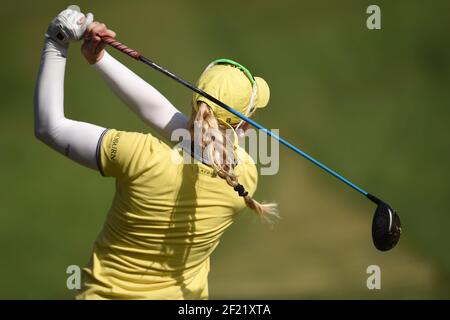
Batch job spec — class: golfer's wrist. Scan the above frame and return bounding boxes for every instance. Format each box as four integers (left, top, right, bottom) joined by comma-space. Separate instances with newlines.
83, 49, 104, 64
43, 37, 68, 58
91, 49, 110, 67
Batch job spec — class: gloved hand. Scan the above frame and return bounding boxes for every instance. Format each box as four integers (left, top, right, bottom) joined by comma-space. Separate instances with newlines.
45, 5, 93, 48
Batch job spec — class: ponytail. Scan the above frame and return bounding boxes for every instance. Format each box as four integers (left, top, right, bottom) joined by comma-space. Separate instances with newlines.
190, 102, 278, 222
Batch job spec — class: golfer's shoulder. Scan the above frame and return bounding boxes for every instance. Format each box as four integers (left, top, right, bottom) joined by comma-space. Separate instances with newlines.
100, 129, 172, 164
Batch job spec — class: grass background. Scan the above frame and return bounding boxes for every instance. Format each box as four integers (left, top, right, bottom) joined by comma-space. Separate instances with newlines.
0, 0, 449, 298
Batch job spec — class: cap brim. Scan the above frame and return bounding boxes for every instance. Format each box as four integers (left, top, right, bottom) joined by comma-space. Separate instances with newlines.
255, 76, 270, 108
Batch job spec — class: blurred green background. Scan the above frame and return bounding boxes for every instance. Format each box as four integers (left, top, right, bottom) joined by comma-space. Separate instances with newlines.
0, 0, 449, 299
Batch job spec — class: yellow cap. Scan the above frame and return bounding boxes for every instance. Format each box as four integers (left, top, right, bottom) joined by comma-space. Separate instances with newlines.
193, 63, 270, 125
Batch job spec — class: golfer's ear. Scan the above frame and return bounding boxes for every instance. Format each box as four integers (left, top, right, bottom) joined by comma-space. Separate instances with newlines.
241, 121, 251, 132
236, 121, 251, 138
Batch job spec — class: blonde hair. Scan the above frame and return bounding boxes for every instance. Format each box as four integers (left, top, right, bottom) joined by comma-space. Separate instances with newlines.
189, 102, 278, 221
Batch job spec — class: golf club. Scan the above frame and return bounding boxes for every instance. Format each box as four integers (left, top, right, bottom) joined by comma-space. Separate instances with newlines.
100, 36, 402, 251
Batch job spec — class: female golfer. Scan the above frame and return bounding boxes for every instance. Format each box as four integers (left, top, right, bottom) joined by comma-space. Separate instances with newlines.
35, 6, 276, 299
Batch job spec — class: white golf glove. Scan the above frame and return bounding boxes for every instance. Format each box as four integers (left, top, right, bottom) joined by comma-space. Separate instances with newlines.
45, 5, 93, 47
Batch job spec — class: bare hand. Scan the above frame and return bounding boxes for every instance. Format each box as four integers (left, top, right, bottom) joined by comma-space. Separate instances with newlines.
81, 22, 116, 64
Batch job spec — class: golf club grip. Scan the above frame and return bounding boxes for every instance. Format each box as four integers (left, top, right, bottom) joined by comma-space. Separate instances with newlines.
101, 37, 141, 60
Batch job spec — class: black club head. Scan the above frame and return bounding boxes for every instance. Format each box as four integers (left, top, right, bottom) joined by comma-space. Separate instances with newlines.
367, 194, 402, 251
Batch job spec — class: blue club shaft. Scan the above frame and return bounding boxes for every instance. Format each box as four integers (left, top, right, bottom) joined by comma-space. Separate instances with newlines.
125, 52, 367, 196
247, 118, 368, 196
137, 55, 369, 197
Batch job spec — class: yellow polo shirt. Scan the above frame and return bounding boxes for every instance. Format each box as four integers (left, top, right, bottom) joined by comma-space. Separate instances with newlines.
76, 129, 257, 300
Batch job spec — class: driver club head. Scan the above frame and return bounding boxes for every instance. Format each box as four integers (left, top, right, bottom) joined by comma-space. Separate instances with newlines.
367, 194, 402, 251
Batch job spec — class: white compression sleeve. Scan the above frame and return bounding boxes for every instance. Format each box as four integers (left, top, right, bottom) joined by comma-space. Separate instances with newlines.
92, 51, 188, 140
34, 39, 106, 170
